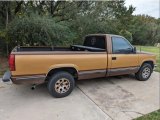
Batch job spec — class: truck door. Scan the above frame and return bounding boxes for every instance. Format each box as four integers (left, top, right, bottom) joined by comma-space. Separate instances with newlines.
108, 36, 139, 76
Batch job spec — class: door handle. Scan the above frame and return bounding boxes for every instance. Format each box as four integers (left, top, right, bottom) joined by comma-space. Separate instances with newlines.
112, 57, 116, 60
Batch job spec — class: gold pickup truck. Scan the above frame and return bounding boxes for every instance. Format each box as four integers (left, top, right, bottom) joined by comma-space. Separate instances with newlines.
2, 34, 156, 98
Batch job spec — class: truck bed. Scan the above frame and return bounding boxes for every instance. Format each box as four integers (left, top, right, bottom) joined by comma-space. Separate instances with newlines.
16, 46, 70, 52
13, 45, 106, 52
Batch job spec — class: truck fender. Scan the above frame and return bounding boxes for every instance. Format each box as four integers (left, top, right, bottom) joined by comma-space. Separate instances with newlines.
46, 64, 79, 76
140, 59, 155, 68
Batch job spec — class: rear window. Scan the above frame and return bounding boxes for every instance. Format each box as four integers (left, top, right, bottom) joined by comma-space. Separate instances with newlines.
84, 36, 106, 49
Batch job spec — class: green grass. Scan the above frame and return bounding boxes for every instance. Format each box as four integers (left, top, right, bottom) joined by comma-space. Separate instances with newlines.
135, 46, 160, 72
135, 110, 160, 120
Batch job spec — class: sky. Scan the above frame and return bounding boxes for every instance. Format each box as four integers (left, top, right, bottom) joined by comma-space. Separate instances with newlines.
125, 0, 159, 18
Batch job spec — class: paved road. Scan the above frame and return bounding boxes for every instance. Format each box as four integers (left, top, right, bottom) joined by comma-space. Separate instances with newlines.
0, 72, 159, 120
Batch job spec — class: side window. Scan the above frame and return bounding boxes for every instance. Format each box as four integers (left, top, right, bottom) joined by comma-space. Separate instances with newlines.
112, 37, 133, 54
84, 36, 106, 49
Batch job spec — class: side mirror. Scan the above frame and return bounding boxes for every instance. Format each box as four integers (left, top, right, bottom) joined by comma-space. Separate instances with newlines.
133, 47, 136, 53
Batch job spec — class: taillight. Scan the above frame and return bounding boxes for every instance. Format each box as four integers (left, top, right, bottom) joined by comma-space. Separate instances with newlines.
9, 54, 15, 71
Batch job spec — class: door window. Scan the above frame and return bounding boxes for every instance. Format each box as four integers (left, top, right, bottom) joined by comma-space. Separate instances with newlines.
112, 37, 133, 54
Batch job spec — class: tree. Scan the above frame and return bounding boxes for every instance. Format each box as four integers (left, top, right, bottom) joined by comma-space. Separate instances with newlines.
0, 0, 160, 55
6, 14, 75, 51
130, 15, 159, 45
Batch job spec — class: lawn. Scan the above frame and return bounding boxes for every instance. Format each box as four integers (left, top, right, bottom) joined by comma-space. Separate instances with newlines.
135, 110, 160, 120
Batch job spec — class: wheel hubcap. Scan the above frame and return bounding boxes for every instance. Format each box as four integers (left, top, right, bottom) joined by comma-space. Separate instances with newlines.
142, 67, 151, 79
55, 78, 70, 94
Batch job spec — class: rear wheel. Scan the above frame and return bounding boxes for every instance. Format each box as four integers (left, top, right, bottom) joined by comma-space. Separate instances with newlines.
47, 72, 75, 98
135, 63, 153, 81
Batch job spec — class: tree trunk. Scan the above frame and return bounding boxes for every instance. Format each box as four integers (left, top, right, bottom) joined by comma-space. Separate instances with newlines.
50, 1, 54, 15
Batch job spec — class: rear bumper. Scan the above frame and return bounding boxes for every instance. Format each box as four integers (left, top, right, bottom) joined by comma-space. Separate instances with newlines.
2, 71, 46, 84
2, 71, 11, 82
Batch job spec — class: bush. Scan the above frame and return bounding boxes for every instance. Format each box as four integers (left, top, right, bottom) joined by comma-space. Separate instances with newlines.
119, 30, 132, 42
6, 14, 75, 49
0, 39, 7, 56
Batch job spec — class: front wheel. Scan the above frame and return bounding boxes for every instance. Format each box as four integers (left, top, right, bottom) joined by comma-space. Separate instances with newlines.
135, 63, 153, 81
47, 72, 75, 98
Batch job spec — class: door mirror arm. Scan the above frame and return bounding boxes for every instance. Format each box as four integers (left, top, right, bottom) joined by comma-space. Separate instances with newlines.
133, 47, 136, 53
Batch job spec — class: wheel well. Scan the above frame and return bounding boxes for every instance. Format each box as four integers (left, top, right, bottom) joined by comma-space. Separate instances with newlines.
46, 67, 78, 81
142, 61, 154, 69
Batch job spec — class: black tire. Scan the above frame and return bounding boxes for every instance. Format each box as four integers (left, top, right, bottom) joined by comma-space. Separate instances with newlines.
47, 72, 75, 98
135, 63, 153, 81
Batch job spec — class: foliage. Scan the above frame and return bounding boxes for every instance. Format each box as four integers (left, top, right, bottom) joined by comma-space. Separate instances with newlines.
131, 15, 160, 45
0, 0, 159, 55
119, 30, 132, 42
0, 39, 6, 56
6, 14, 74, 49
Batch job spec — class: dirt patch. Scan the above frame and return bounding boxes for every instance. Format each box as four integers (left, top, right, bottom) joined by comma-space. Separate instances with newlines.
0, 56, 8, 76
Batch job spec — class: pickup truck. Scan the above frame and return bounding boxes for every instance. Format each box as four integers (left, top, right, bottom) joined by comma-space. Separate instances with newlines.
2, 34, 156, 98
